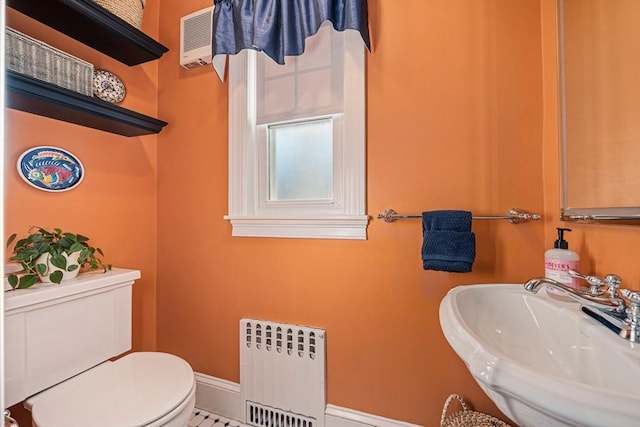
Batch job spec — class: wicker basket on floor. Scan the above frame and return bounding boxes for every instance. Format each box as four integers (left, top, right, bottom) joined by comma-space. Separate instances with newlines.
92, 0, 145, 29
441, 394, 512, 427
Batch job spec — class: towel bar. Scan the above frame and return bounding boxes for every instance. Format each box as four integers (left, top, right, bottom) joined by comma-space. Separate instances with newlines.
377, 208, 541, 224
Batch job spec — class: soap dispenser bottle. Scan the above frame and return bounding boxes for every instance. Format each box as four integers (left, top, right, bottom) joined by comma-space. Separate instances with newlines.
545, 227, 580, 289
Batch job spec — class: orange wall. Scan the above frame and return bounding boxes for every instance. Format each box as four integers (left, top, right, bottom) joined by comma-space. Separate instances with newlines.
4, 2, 161, 353
156, 1, 545, 425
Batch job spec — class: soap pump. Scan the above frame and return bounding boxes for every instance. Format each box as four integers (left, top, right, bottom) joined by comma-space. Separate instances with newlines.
545, 227, 580, 289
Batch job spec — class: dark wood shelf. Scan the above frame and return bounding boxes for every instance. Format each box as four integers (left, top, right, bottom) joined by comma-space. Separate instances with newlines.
6, 0, 169, 66
6, 71, 168, 136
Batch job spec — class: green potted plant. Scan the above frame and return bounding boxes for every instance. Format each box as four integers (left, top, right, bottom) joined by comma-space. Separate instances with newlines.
6, 226, 112, 289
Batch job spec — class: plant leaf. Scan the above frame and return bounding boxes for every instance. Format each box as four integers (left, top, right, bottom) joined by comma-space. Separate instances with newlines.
36, 263, 48, 275
68, 242, 84, 253
18, 274, 38, 289
67, 264, 79, 272
96, 248, 104, 256
49, 247, 64, 257
6, 233, 17, 249
15, 238, 29, 249
50, 253, 67, 270
49, 271, 63, 284
58, 237, 74, 249
63, 232, 78, 241
76, 234, 89, 243
8, 274, 18, 288
78, 247, 90, 264
12, 252, 31, 261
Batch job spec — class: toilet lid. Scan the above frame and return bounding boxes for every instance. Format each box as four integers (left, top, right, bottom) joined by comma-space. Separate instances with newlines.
30, 352, 194, 427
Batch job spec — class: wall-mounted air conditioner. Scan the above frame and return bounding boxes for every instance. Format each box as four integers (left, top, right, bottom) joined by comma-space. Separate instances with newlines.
180, 6, 213, 69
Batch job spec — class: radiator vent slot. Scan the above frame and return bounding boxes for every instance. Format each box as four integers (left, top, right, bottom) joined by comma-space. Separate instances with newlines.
241, 319, 326, 427
247, 401, 316, 427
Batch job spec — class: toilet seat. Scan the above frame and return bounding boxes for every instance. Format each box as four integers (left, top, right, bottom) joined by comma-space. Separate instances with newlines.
26, 352, 195, 427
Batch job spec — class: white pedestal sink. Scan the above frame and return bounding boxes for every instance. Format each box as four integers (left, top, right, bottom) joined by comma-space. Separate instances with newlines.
439, 284, 640, 427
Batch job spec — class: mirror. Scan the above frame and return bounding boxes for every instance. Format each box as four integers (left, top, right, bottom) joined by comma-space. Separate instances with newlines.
558, 0, 640, 222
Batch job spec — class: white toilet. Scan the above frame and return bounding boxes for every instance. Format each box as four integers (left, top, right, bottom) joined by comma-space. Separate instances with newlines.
4, 268, 196, 427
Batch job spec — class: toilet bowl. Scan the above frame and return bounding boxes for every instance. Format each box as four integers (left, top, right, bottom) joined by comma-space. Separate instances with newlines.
4, 268, 195, 427
25, 352, 196, 427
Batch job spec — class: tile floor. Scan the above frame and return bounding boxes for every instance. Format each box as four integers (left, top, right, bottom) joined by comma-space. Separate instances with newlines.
189, 409, 250, 427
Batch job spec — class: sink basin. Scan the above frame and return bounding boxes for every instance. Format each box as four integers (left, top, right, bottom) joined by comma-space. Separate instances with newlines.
439, 284, 640, 427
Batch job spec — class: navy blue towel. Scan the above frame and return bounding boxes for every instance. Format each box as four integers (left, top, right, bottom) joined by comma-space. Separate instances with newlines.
421, 210, 476, 273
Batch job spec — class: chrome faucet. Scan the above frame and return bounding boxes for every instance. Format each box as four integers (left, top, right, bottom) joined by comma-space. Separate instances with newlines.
524, 270, 640, 344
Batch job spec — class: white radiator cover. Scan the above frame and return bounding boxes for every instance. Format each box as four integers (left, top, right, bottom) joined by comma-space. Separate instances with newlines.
240, 319, 326, 427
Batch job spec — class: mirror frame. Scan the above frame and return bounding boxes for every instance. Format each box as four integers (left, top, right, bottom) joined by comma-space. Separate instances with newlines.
557, 0, 640, 223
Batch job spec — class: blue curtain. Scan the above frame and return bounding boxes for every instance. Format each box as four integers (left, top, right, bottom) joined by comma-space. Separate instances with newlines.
211, 0, 370, 79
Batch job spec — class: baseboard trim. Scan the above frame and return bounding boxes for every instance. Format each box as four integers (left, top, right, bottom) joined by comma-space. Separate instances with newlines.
194, 373, 422, 427
194, 372, 242, 421
325, 405, 421, 427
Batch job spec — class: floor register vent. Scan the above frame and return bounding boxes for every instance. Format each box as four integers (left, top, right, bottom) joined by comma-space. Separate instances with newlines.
246, 401, 317, 427
240, 319, 326, 427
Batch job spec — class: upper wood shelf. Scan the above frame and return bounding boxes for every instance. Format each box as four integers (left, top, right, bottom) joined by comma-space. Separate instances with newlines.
6, 0, 169, 66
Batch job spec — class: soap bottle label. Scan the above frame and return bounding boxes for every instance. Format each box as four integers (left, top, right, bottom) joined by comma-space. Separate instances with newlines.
545, 259, 580, 288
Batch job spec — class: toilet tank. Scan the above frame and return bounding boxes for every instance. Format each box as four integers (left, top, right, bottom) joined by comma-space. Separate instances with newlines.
4, 268, 141, 407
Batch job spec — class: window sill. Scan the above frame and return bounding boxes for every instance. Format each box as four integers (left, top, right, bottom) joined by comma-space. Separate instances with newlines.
223, 215, 369, 239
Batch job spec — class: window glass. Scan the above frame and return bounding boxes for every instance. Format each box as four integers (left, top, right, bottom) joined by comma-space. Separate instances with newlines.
268, 119, 333, 201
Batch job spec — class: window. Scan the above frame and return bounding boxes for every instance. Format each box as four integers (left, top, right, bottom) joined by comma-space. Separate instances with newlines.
224, 25, 367, 239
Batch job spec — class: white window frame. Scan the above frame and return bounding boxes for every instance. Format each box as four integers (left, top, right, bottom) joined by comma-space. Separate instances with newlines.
224, 30, 368, 239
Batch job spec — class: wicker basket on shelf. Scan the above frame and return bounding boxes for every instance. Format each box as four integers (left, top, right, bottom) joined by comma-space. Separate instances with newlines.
92, 0, 145, 29
5, 27, 94, 96
441, 394, 513, 427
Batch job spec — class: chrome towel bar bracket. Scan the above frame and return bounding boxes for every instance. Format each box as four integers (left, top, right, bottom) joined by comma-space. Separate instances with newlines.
376, 207, 541, 224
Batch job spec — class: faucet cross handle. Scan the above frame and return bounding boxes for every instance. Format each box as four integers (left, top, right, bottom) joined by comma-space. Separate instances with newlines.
619, 289, 640, 323
619, 289, 640, 343
619, 289, 640, 304
604, 274, 622, 297
567, 269, 605, 295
